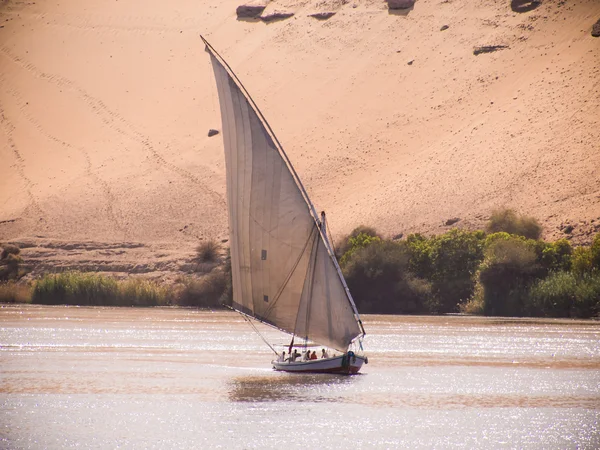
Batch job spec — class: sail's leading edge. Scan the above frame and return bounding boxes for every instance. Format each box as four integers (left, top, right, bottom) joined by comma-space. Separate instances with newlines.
206, 43, 361, 352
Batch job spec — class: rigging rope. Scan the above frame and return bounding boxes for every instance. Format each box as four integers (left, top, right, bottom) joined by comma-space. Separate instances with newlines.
239, 313, 279, 356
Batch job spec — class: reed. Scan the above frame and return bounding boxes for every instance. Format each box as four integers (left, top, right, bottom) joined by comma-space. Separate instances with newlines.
31, 272, 169, 306
0, 282, 32, 303
195, 240, 221, 263
118, 278, 169, 307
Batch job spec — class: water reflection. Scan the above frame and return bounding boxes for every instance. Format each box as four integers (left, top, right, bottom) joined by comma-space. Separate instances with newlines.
228, 373, 356, 403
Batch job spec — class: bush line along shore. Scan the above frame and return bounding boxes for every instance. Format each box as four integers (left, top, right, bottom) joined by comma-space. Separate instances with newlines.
1, 209, 599, 318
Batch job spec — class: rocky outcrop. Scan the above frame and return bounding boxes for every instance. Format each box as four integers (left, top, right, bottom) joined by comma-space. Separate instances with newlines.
8, 239, 204, 281
510, 0, 541, 14
387, 0, 415, 10
236, 1, 268, 19
261, 11, 294, 22
592, 19, 600, 37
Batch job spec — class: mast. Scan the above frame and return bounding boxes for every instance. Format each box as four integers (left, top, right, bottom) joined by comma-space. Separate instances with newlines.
319, 212, 366, 338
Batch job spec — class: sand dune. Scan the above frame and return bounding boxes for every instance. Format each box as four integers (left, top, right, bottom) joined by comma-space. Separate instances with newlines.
1, 0, 599, 277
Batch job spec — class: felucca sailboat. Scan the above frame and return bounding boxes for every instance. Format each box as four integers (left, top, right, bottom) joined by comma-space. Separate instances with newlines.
203, 36, 367, 374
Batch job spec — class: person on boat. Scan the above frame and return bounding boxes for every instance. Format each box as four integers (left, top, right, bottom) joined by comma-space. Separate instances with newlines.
303, 350, 310, 361
321, 348, 329, 359
310, 350, 318, 360
291, 349, 300, 362
278, 351, 286, 362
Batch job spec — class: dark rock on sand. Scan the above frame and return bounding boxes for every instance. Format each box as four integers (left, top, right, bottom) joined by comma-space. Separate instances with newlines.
510, 0, 541, 14
261, 11, 294, 22
445, 217, 460, 226
592, 18, 600, 37
387, 0, 415, 10
236, 1, 268, 19
309, 12, 336, 20
208, 129, 219, 137
473, 45, 508, 56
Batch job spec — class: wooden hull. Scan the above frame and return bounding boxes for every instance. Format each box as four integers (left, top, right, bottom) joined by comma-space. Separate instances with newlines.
272, 353, 367, 375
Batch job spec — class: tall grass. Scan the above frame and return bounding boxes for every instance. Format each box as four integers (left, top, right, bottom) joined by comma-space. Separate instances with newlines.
195, 240, 221, 263
31, 272, 169, 306
0, 282, 32, 303
119, 278, 170, 307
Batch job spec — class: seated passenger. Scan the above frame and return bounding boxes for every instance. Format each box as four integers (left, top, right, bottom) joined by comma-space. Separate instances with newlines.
321, 348, 329, 359
278, 351, 286, 362
303, 350, 310, 361
310, 350, 318, 360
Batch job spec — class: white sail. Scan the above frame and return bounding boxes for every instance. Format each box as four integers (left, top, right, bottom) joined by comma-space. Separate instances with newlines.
207, 44, 361, 352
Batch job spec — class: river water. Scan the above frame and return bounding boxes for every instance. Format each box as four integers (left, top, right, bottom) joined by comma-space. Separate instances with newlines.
1, 305, 599, 449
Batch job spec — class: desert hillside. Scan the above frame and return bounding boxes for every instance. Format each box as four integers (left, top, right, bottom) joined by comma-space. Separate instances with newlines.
1, 0, 599, 278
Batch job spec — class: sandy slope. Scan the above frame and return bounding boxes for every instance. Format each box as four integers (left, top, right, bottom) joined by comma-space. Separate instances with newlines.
0, 0, 599, 277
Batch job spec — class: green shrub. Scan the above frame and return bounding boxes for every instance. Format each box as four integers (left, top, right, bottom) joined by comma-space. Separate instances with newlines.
460, 282, 485, 315
405, 275, 438, 313
486, 208, 542, 240
570, 234, 599, 276
539, 239, 572, 272
405, 230, 485, 312
591, 233, 600, 269
175, 271, 228, 307
427, 229, 485, 312
571, 247, 593, 275
406, 233, 433, 279
528, 271, 600, 318
339, 232, 381, 266
336, 226, 381, 260
479, 237, 544, 316
343, 240, 433, 314
571, 273, 600, 318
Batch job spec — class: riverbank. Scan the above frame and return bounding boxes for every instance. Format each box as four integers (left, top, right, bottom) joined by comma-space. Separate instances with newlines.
2, 219, 599, 318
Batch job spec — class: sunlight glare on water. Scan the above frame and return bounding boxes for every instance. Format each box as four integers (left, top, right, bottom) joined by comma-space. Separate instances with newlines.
1, 305, 599, 449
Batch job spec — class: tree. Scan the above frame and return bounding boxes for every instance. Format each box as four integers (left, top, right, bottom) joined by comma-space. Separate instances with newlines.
479, 236, 544, 316
427, 229, 485, 312
339, 232, 381, 266
335, 225, 381, 260
343, 240, 432, 314
539, 239, 572, 272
